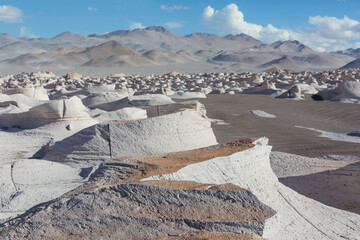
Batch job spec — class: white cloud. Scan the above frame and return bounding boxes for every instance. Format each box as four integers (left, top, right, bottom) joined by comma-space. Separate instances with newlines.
164, 22, 183, 29
202, 4, 295, 43
129, 22, 145, 30
259, 24, 298, 43
160, 5, 189, 11
0, 5, 22, 23
308, 15, 360, 39
88, 6, 97, 11
203, 4, 263, 38
202, 3, 360, 52
294, 16, 360, 51
353, 42, 360, 48
19, 27, 37, 38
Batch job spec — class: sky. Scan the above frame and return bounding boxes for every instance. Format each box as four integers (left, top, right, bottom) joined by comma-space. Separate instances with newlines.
1, 0, 360, 51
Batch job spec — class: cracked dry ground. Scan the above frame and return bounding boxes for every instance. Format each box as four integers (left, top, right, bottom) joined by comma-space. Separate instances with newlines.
0, 139, 275, 240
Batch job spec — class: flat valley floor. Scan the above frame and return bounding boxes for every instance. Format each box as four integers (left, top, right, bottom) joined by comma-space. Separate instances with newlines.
200, 94, 360, 157
200, 94, 360, 214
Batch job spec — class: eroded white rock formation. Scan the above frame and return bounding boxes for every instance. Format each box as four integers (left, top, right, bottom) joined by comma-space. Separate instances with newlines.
42, 110, 218, 167
0, 69, 359, 104
0, 159, 91, 222
144, 138, 360, 240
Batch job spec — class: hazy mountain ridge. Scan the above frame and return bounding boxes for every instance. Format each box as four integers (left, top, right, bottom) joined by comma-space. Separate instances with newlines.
0, 26, 357, 74
332, 48, 360, 69
332, 48, 360, 58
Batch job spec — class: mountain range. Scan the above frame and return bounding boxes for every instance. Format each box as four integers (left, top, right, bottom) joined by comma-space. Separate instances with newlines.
0, 26, 358, 75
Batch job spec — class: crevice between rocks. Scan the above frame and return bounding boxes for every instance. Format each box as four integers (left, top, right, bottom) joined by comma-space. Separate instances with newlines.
108, 124, 112, 159
62, 99, 66, 120
10, 164, 18, 192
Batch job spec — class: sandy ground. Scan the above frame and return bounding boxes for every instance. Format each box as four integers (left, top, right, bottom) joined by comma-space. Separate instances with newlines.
280, 161, 360, 214
151, 233, 265, 240
200, 94, 360, 215
200, 94, 360, 157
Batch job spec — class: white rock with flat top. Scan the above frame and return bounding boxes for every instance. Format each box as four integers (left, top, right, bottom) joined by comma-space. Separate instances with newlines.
42, 110, 217, 166
4, 87, 49, 101
144, 138, 360, 240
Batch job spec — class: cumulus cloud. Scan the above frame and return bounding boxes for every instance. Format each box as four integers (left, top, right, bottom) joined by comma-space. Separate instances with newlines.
20, 27, 37, 38
160, 5, 189, 11
202, 3, 360, 52
203, 4, 263, 38
0, 5, 22, 23
129, 22, 145, 30
88, 6, 98, 11
308, 15, 360, 39
164, 22, 183, 29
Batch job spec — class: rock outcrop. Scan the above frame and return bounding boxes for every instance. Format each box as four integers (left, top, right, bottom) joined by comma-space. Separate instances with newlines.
145, 138, 360, 239
313, 80, 360, 103
0, 159, 92, 222
40, 110, 217, 167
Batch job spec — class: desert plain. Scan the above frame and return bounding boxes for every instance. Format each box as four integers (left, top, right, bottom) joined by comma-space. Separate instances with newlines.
0, 25, 359, 240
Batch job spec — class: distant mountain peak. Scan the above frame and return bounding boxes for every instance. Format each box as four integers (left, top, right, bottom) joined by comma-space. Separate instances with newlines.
88, 26, 172, 38
259, 55, 296, 69
224, 33, 261, 43
333, 48, 360, 57
144, 26, 171, 34
94, 40, 131, 50
0, 33, 14, 37
98, 39, 121, 46
90, 30, 130, 38
53, 32, 72, 37
272, 40, 303, 46
185, 33, 219, 39
271, 40, 313, 53
288, 40, 300, 45
83, 40, 136, 56
52, 32, 83, 39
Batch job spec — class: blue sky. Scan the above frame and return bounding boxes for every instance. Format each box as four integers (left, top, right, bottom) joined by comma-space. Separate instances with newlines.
1, 0, 360, 51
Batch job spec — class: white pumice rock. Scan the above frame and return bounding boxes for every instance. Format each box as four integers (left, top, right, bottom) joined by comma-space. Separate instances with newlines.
1, 70, 360, 104
91, 107, 147, 123
0, 159, 92, 222
277, 83, 318, 99
82, 91, 129, 109
315, 80, 360, 103
41, 110, 217, 167
4, 87, 49, 101
144, 138, 360, 240
64, 72, 82, 80
0, 96, 98, 131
